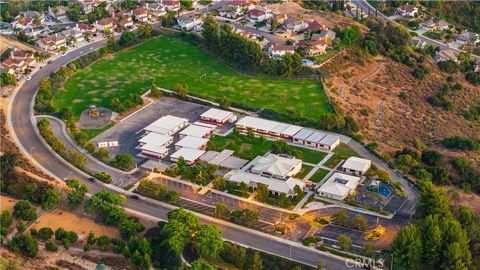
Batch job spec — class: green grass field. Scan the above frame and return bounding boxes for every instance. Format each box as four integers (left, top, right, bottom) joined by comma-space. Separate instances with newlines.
207, 133, 328, 164
308, 168, 330, 183
324, 143, 359, 168
56, 35, 332, 120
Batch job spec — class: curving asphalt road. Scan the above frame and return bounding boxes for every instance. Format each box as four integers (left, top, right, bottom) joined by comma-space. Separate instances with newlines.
8, 40, 356, 269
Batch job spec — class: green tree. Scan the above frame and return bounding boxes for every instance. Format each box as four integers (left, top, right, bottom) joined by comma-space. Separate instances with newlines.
175, 84, 188, 97
340, 26, 362, 47
214, 202, 230, 218
112, 153, 135, 171
94, 147, 110, 161
417, 181, 451, 218
0, 210, 13, 236
442, 242, 470, 270
332, 209, 349, 227
180, 0, 193, 9
97, 235, 110, 252
45, 240, 58, 252
191, 259, 215, 270
255, 183, 269, 202
337, 234, 352, 251
352, 214, 369, 231
67, 149, 87, 168
249, 251, 263, 270
202, 15, 219, 50
37, 227, 54, 240
0, 72, 17, 85
150, 82, 163, 98
421, 150, 444, 167
195, 224, 223, 259
363, 243, 376, 257
119, 217, 143, 240
66, 178, 87, 209
9, 235, 38, 257
419, 215, 442, 266
124, 237, 152, 269
13, 200, 37, 221
118, 31, 136, 47
392, 225, 422, 270
42, 188, 61, 210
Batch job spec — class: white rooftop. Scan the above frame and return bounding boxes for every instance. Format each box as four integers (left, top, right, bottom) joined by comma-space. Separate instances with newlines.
293, 129, 314, 140
201, 108, 233, 121
175, 136, 209, 149
209, 149, 234, 165
319, 134, 340, 146
236, 116, 302, 136
170, 147, 206, 162
193, 121, 217, 129
144, 115, 188, 134
236, 116, 278, 131
306, 131, 326, 143
342, 157, 371, 172
138, 133, 173, 146
227, 170, 305, 195
250, 153, 301, 178
179, 124, 214, 138
140, 144, 169, 154
317, 172, 360, 198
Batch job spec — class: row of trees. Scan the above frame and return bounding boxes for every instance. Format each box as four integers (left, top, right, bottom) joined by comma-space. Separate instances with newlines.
85, 190, 144, 240
392, 181, 480, 270
134, 178, 180, 203
164, 156, 217, 185
202, 16, 265, 73
1, 153, 61, 210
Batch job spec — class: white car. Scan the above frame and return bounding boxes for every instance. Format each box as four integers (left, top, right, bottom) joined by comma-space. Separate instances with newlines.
26, 76, 32, 81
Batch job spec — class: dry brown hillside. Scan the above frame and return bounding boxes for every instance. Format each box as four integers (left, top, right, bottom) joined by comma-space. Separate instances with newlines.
322, 51, 480, 165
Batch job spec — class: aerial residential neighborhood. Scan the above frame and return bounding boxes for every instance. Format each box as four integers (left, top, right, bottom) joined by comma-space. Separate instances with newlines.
1, 0, 479, 270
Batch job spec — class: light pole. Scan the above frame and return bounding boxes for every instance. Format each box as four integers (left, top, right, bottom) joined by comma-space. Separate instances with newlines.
390, 253, 394, 270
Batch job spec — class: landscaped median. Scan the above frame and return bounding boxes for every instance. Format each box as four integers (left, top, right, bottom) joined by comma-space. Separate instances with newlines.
36, 118, 113, 183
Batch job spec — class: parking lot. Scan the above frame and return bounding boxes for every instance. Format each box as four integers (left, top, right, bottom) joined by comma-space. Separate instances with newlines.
91, 97, 234, 160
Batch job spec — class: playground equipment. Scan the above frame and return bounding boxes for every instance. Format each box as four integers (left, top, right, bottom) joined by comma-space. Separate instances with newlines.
88, 105, 99, 119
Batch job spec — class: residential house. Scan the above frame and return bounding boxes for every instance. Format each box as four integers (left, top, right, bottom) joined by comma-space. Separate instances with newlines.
268, 44, 295, 58
456, 31, 480, 45
48, 5, 68, 21
475, 63, 480, 72
236, 29, 268, 48
114, 12, 134, 30
146, 3, 166, 19
61, 29, 84, 45
307, 40, 327, 56
436, 20, 450, 31
74, 23, 97, 35
25, 25, 49, 38
133, 7, 149, 23
434, 49, 459, 63
396, 3, 418, 17
218, 4, 244, 19
177, 13, 203, 31
38, 34, 67, 51
94, 18, 115, 32
306, 20, 323, 33
421, 19, 436, 29
283, 18, 308, 35
78, 0, 98, 14
160, 0, 181, 11
410, 37, 428, 49
247, 7, 272, 23
0, 48, 36, 74
312, 30, 336, 45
